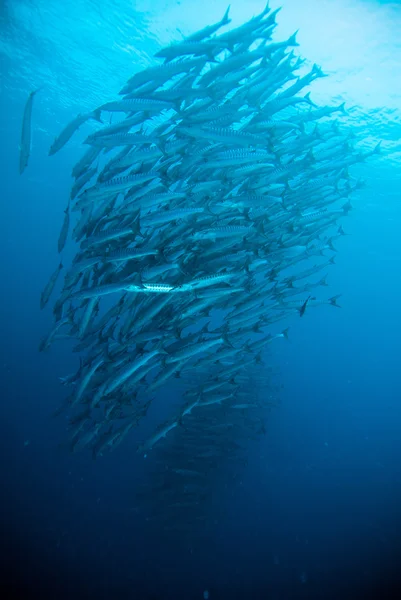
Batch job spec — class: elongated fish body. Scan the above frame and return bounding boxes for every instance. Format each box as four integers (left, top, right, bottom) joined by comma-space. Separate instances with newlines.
71, 423, 102, 453
110, 418, 141, 450
84, 132, 157, 149
178, 6, 231, 43
70, 282, 130, 300
192, 225, 253, 241
124, 282, 190, 294
141, 207, 204, 228
101, 248, 159, 263
139, 419, 180, 453
72, 356, 104, 406
38, 316, 71, 352
165, 337, 225, 364
58, 203, 70, 253
94, 171, 159, 195
98, 98, 174, 113
105, 345, 164, 395
72, 146, 101, 179
19, 89, 40, 174
108, 146, 162, 170
131, 294, 172, 335
80, 217, 141, 248
179, 399, 199, 418
179, 125, 266, 146
66, 256, 101, 281
40, 262, 63, 309
70, 167, 97, 200
155, 40, 225, 62
141, 263, 180, 280
193, 287, 244, 299
128, 191, 186, 212
185, 272, 236, 290
49, 111, 101, 156
147, 360, 188, 393
78, 297, 98, 339
119, 58, 206, 95
198, 392, 234, 407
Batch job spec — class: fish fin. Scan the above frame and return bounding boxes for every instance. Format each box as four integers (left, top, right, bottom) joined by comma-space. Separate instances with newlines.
312, 63, 326, 77
155, 340, 168, 355
200, 322, 210, 336
329, 295, 342, 308
173, 99, 184, 114
222, 332, 234, 349
304, 148, 315, 164
130, 272, 144, 288
91, 109, 103, 123
282, 328, 290, 341
205, 201, 219, 216
287, 30, 299, 46
304, 91, 317, 107
242, 207, 252, 222
177, 256, 188, 276
327, 237, 337, 252
297, 120, 306, 134
156, 134, 168, 155
31, 86, 45, 97
206, 51, 219, 63
131, 210, 143, 238
372, 141, 382, 154
220, 5, 231, 25
312, 123, 322, 139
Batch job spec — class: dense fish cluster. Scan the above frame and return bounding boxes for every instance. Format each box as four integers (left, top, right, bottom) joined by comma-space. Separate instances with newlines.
36, 3, 378, 473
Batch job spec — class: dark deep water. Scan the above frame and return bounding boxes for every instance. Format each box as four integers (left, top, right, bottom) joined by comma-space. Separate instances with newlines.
1, 0, 401, 599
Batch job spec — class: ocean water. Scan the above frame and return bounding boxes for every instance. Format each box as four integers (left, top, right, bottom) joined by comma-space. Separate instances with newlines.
1, 1, 401, 599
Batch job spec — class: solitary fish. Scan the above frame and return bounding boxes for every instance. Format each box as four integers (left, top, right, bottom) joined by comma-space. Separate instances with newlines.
40, 262, 63, 309
19, 88, 41, 174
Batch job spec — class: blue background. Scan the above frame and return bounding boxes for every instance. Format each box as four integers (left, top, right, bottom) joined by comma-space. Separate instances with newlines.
1, 0, 400, 598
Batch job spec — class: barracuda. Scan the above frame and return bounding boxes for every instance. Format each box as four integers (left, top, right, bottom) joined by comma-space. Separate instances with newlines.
39, 3, 378, 468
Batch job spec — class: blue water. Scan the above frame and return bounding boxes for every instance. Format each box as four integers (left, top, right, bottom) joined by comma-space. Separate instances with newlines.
1, 0, 401, 598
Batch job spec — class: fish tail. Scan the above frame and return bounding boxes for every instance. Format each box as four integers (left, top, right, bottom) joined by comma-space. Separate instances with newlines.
91, 108, 103, 123
329, 295, 342, 308
221, 5, 231, 25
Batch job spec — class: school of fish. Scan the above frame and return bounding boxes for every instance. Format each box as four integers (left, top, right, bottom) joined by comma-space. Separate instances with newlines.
30, 3, 379, 487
